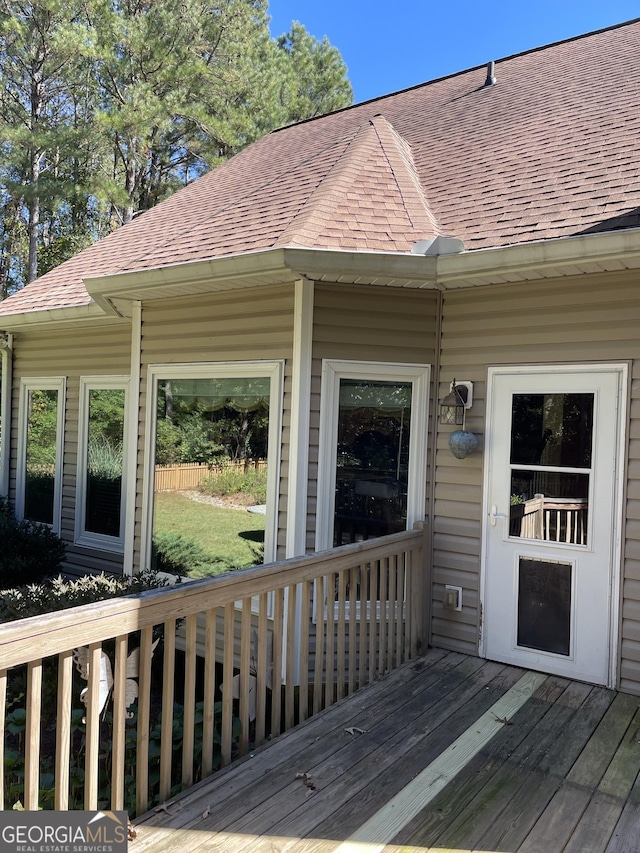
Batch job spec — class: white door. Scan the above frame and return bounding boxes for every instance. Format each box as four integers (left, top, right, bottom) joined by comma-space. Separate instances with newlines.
482, 365, 625, 686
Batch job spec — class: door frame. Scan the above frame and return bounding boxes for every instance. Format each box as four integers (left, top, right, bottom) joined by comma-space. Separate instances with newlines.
479, 362, 628, 688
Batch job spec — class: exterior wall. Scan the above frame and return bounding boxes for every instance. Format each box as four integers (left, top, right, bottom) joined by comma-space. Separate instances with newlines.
434, 269, 640, 693
309, 283, 440, 552
136, 284, 295, 568
10, 322, 132, 577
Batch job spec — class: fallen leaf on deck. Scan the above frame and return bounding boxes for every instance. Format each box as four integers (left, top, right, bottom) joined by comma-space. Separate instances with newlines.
493, 714, 512, 725
344, 727, 368, 736
127, 821, 137, 841
296, 772, 318, 791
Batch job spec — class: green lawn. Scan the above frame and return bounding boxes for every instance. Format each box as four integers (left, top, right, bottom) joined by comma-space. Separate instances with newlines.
153, 491, 265, 578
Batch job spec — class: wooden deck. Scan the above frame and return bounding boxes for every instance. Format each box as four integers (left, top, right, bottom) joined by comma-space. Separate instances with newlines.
132, 648, 640, 853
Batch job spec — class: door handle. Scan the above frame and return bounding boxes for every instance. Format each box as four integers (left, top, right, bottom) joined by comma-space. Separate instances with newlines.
489, 505, 508, 526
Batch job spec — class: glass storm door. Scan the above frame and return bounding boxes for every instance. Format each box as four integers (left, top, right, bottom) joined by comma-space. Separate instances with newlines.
483, 366, 624, 685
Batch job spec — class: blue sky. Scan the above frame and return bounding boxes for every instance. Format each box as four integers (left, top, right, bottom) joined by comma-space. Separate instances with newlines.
268, 1, 640, 103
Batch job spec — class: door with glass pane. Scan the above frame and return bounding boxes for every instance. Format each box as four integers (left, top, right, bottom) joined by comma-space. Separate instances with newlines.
483, 366, 624, 685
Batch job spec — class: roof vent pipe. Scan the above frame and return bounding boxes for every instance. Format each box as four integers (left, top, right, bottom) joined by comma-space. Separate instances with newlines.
485, 61, 496, 86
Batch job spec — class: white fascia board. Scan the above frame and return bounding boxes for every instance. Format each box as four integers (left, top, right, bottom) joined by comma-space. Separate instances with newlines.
437, 228, 640, 286
0, 302, 126, 332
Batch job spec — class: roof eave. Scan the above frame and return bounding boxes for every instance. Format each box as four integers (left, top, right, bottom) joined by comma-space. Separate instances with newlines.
0, 301, 125, 333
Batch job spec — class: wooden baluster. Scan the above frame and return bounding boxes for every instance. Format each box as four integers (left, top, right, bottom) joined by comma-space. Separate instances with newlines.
84, 644, 101, 811
313, 577, 326, 715
181, 615, 197, 786
25, 660, 43, 810
378, 559, 388, 677
285, 585, 296, 730
348, 565, 357, 695
358, 563, 368, 688
270, 589, 284, 736
239, 597, 252, 751
395, 554, 404, 665
325, 573, 336, 706
221, 603, 235, 766
111, 636, 128, 811
299, 580, 311, 722
135, 626, 154, 817
54, 651, 73, 810
369, 561, 379, 682
336, 571, 347, 700
159, 619, 176, 799
255, 593, 268, 745
387, 554, 397, 671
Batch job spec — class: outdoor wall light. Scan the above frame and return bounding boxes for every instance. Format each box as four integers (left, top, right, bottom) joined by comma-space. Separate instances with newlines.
439, 379, 473, 426
440, 380, 477, 459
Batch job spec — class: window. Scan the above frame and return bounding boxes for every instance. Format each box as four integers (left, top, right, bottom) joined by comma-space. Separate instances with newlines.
144, 362, 283, 577
75, 378, 128, 550
17, 378, 66, 532
316, 361, 430, 551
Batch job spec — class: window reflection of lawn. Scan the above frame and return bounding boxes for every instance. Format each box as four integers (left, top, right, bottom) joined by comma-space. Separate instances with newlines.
153, 491, 265, 576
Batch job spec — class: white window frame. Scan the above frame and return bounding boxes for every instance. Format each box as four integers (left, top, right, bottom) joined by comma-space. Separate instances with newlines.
16, 376, 66, 534
141, 360, 284, 573
315, 359, 431, 552
75, 376, 130, 552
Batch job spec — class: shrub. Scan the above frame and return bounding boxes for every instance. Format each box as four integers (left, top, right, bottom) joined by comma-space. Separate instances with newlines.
152, 531, 233, 577
0, 496, 66, 587
0, 569, 172, 624
199, 463, 267, 505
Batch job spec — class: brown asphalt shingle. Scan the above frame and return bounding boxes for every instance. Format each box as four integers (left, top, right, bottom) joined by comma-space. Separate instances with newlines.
2, 19, 640, 316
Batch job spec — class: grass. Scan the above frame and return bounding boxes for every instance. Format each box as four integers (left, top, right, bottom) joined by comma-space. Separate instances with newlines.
153, 491, 265, 578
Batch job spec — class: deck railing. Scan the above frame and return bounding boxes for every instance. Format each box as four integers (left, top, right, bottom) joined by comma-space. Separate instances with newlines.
0, 527, 427, 817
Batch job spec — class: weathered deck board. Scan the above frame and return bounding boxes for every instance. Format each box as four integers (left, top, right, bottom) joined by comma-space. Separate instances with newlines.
133, 651, 640, 853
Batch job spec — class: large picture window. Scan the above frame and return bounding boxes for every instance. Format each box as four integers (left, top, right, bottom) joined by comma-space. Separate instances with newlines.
316, 361, 430, 550
75, 378, 128, 550
144, 362, 283, 578
17, 378, 66, 532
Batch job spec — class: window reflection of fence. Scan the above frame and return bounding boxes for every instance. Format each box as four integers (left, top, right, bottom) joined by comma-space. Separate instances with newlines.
513, 493, 588, 545
155, 460, 267, 492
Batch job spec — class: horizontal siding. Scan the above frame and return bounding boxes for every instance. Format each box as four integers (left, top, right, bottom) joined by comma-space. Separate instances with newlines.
309, 283, 440, 553
137, 285, 295, 568
434, 269, 640, 693
10, 322, 131, 577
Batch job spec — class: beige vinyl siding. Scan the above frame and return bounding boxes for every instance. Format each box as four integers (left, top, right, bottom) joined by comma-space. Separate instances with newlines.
10, 322, 132, 577
309, 283, 440, 553
434, 269, 640, 693
137, 285, 295, 568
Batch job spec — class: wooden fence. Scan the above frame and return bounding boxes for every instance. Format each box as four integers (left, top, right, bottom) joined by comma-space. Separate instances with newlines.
0, 527, 427, 817
154, 460, 267, 492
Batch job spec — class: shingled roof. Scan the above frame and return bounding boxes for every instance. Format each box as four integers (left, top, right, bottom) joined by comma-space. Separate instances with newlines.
2, 18, 640, 317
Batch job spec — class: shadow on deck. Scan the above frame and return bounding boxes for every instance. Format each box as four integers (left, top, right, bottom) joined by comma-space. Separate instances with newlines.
132, 648, 640, 853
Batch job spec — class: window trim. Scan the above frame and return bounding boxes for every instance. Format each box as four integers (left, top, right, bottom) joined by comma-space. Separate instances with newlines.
75, 376, 130, 552
141, 360, 284, 573
16, 376, 66, 534
315, 359, 430, 552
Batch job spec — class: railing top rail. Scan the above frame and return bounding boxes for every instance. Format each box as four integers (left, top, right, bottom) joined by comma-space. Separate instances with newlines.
0, 528, 423, 670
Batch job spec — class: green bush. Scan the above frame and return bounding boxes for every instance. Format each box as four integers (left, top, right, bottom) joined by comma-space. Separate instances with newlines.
0, 496, 66, 587
199, 463, 267, 505
152, 531, 233, 577
0, 569, 172, 624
